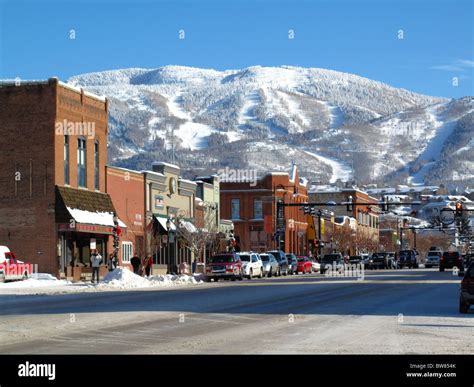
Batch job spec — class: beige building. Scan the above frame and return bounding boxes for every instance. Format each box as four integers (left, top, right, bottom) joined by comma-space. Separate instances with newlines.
143, 162, 197, 273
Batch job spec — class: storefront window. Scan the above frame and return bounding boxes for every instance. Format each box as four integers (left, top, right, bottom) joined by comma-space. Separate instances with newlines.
121, 241, 133, 263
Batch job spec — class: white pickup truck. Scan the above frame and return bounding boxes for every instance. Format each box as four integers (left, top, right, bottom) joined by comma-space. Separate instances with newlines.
0, 245, 33, 282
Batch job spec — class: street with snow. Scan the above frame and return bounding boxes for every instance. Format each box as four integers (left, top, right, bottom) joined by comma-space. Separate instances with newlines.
0, 268, 471, 354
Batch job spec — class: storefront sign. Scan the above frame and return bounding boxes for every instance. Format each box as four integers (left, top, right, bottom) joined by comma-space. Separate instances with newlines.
57, 223, 113, 234
162, 235, 168, 244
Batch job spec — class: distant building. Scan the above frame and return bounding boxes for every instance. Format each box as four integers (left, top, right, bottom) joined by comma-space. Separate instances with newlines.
309, 187, 380, 250
220, 165, 309, 254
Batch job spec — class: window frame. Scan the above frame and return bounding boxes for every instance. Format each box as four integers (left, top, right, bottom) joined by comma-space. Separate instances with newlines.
77, 137, 87, 188
231, 198, 240, 220
64, 135, 70, 185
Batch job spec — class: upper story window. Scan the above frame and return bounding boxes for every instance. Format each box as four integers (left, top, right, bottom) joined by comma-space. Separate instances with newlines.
254, 199, 263, 219
94, 141, 99, 190
77, 137, 87, 188
231, 199, 240, 220
64, 136, 70, 185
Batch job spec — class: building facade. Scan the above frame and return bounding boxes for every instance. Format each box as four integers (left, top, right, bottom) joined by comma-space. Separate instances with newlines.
0, 78, 116, 279
106, 166, 146, 269
144, 162, 197, 273
220, 165, 309, 254
309, 188, 380, 253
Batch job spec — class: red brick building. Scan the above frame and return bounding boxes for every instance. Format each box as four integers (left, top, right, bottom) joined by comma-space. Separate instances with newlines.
220, 165, 309, 254
0, 78, 117, 278
309, 187, 380, 253
106, 166, 146, 269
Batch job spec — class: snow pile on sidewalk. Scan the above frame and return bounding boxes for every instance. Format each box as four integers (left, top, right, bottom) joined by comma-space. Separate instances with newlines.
0, 273, 72, 289
100, 267, 204, 289
101, 267, 151, 289
149, 273, 203, 286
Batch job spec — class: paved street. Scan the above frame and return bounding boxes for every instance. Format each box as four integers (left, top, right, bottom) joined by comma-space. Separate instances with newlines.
0, 269, 472, 354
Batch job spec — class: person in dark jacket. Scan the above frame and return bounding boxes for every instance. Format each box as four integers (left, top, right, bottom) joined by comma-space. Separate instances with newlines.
130, 255, 141, 275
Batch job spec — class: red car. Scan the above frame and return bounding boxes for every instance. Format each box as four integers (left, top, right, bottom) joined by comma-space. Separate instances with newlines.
0, 246, 33, 282
205, 252, 243, 282
296, 256, 312, 274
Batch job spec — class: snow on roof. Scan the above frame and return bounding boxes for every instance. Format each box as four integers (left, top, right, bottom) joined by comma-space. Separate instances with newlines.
67, 207, 127, 228
152, 161, 180, 169
366, 187, 397, 194
299, 177, 308, 187
141, 170, 165, 177
179, 178, 197, 186
308, 185, 342, 193
58, 81, 107, 102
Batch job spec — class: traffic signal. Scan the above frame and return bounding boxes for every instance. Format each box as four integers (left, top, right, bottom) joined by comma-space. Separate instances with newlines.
455, 201, 463, 217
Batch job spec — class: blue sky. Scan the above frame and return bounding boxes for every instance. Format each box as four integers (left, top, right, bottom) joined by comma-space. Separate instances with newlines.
0, 0, 472, 98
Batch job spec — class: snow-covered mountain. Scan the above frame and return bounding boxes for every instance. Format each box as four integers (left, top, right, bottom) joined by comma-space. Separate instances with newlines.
68, 65, 473, 188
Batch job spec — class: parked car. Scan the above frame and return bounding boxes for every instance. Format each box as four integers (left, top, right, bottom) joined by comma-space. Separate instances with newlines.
260, 253, 280, 277
205, 252, 243, 281
320, 253, 344, 274
267, 250, 289, 276
286, 254, 298, 274
310, 258, 321, 273
459, 262, 474, 313
238, 252, 264, 279
296, 256, 312, 274
368, 252, 387, 270
349, 255, 363, 266
0, 246, 32, 282
462, 253, 474, 268
397, 250, 419, 269
440, 251, 463, 272
425, 250, 442, 268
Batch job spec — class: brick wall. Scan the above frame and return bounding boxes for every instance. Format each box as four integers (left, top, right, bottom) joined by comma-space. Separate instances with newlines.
220, 171, 309, 254
0, 79, 109, 275
106, 166, 145, 264
0, 80, 58, 273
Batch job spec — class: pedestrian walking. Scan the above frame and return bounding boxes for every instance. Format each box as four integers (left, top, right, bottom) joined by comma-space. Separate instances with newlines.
130, 255, 141, 275
90, 249, 103, 284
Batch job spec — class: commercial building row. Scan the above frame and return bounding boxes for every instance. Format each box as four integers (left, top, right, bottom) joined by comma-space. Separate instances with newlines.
0, 79, 381, 279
